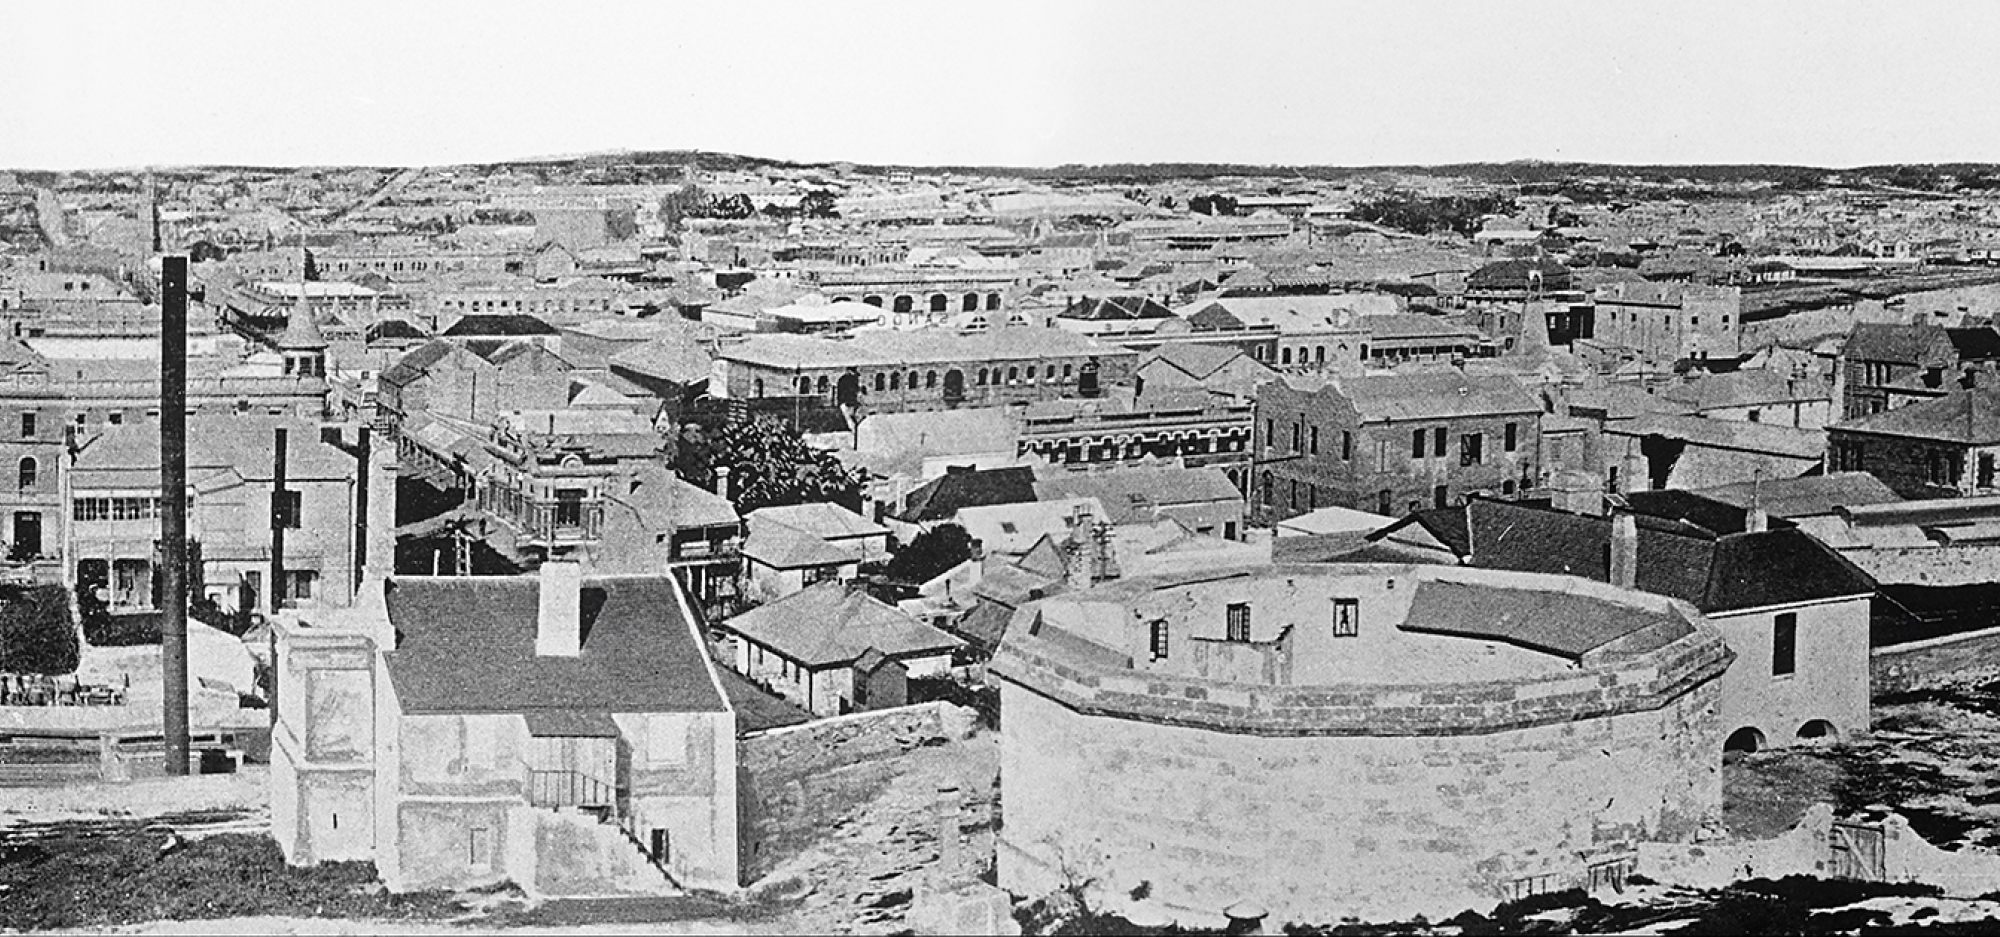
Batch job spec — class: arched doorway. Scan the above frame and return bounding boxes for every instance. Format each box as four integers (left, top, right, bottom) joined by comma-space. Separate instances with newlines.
929, 294, 949, 314
836, 371, 861, 408
1724, 726, 1766, 753
942, 369, 965, 404
893, 295, 914, 314
1797, 720, 1837, 743
963, 292, 979, 312
987, 293, 1002, 310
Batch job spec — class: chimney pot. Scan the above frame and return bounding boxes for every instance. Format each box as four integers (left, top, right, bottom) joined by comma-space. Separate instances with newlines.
1609, 511, 1639, 589
535, 560, 584, 657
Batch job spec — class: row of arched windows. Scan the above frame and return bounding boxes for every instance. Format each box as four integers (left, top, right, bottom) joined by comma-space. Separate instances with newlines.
861, 292, 1005, 314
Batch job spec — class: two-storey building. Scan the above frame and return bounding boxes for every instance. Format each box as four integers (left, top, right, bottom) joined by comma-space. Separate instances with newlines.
1252, 367, 1543, 521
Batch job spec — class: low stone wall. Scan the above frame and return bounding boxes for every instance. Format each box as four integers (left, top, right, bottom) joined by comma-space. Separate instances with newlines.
736, 701, 971, 885
1872, 625, 2000, 695
1643, 804, 2000, 897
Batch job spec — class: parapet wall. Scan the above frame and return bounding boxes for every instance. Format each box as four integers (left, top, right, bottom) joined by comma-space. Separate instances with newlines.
990, 616, 1731, 738
736, 701, 966, 885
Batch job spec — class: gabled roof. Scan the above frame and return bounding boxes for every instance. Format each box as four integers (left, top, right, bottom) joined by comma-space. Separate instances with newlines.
720, 582, 962, 669
1830, 385, 2000, 445
1845, 321, 1945, 365
378, 340, 464, 389
899, 465, 1039, 522
381, 575, 728, 715
1143, 342, 1246, 381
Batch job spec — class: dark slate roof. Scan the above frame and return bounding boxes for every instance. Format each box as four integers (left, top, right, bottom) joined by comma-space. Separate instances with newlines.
898, 465, 1039, 523
1455, 498, 1876, 614
366, 319, 428, 343
1947, 327, 2000, 362
442, 313, 559, 337
713, 665, 813, 733
1400, 579, 1684, 660
1467, 257, 1573, 291
1831, 386, 2000, 445
1625, 490, 1797, 536
381, 575, 727, 715
1366, 506, 1472, 556
1845, 322, 1941, 365
1058, 295, 1176, 321
1182, 302, 1247, 331
378, 340, 461, 389
1692, 472, 1901, 519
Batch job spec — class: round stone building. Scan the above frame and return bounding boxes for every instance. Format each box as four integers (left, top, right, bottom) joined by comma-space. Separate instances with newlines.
989, 563, 1735, 925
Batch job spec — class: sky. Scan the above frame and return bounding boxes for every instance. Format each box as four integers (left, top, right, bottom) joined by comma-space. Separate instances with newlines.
5, 0, 2000, 170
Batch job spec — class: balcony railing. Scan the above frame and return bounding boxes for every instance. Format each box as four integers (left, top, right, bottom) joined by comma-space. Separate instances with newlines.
528, 769, 616, 810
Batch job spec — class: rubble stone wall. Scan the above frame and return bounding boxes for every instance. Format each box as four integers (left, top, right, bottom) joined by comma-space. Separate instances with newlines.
997, 679, 1724, 925
1872, 624, 2000, 695
736, 701, 964, 884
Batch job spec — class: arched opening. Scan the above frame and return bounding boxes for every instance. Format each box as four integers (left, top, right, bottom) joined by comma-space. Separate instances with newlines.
797, 376, 812, 396
893, 295, 914, 314
929, 294, 948, 313
943, 369, 964, 402
1724, 726, 1766, 753
987, 292, 1002, 310
976, 368, 988, 386
1797, 720, 1838, 743
753, 378, 765, 398
963, 292, 979, 312
874, 373, 887, 392
17, 457, 35, 492
925, 371, 938, 389
1281, 347, 1293, 365
816, 376, 830, 394
889, 372, 900, 391
836, 372, 861, 407
863, 295, 884, 307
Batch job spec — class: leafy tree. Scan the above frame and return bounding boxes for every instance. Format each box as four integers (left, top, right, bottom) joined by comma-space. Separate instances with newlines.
800, 190, 839, 219
675, 414, 864, 513
0, 584, 80, 674
883, 524, 975, 586
658, 183, 708, 227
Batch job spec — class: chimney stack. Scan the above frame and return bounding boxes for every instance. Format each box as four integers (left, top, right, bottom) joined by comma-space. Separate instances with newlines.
1746, 503, 1769, 534
1609, 510, 1639, 589
535, 560, 584, 657
713, 465, 731, 500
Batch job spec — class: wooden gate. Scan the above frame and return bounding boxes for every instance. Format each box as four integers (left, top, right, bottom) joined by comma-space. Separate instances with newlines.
1830, 819, 1887, 881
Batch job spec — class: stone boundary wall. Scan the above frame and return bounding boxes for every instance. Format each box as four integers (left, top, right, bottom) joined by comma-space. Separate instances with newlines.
1872, 624, 2000, 695
1847, 545, 2000, 587
736, 701, 966, 885
989, 624, 1732, 737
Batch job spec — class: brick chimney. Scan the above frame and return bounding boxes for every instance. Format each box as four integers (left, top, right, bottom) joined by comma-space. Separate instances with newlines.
535, 560, 583, 657
1609, 510, 1639, 590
